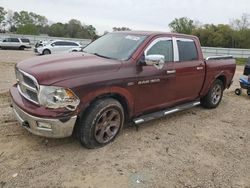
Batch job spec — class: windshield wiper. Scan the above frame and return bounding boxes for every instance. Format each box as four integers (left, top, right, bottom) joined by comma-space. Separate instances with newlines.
93, 53, 113, 59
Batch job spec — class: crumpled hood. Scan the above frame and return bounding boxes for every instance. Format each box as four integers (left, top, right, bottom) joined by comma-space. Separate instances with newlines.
16, 53, 122, 85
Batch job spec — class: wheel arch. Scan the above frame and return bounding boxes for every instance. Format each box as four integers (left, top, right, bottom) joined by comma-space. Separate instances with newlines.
78, 87, 134, 122
43, 48, 51, 54
19, 45, 25, 50
216, 74, 227, 90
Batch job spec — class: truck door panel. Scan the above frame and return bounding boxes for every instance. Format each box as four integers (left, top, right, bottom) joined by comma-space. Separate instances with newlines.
134, 37, 176, 113
173, 38, 205, 102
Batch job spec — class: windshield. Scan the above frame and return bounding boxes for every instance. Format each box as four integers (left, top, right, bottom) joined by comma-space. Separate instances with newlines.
83, 33, 147, 60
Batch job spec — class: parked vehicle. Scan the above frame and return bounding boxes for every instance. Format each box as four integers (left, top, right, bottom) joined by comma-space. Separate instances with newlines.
235, 57, 250, 96
10, 31, 236, 148
35, 40, 54, 48
0, 37, 31, 50
34, 40, 82, 55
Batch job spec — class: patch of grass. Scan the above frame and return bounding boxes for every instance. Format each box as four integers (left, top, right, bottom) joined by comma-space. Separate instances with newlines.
236, 58, 247, 66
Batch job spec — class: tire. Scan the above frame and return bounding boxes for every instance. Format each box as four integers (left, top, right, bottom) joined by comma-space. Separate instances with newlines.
247, 89, 250, 96
235, 88, 242, 96
201, 79, 224, 109
19, 46, 25, 50
78, 98, 124, 149
43, 49, 51, 55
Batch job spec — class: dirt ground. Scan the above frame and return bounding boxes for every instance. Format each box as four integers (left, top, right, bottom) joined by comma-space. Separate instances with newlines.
0, 50, 249, 188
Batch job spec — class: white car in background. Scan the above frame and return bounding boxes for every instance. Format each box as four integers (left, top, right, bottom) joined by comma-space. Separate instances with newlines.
0, 37, 31, 50
34, 40, 82, 55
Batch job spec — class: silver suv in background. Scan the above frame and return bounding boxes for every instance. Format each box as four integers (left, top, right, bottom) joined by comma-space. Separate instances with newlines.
0, 38, 31, 50
34, 40, 82, 55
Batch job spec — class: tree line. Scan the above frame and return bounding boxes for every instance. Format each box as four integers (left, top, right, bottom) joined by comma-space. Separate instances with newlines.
0, 6, 250, 48
169, 15, 250, 48
0, 7, 98, 39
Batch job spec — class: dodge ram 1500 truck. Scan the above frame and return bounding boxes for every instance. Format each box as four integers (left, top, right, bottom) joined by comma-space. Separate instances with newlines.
10, 31, 236, 148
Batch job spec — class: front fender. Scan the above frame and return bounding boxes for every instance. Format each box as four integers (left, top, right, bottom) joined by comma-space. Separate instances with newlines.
78, 86, 134, 118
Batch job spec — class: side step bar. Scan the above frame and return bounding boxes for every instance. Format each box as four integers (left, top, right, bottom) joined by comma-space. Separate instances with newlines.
133, 101, 200, 125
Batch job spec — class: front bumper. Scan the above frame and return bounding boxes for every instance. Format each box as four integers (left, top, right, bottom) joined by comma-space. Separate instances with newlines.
11, 99, 77, 138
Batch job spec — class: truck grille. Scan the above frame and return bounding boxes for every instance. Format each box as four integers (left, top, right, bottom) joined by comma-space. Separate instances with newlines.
15, 68, 39, 104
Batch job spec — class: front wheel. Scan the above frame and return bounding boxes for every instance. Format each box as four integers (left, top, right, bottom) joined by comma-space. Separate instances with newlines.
201, 79, 224, 109
43, 49, 51, 55
78, 98, 124, 149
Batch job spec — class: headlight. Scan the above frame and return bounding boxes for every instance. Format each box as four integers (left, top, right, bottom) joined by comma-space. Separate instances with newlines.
38, 85, 80, 111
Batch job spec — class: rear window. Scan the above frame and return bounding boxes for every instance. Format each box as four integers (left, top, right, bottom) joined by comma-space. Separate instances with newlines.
21, 38, 30, 43
177, 39, 198, 61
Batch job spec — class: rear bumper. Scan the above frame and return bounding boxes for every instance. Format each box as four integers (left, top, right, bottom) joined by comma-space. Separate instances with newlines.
11, 100, 77, 138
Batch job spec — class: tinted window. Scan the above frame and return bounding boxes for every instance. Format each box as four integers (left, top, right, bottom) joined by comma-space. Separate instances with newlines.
146, 40, 173, 62
65, 42, 78, 46
52, 41, 64, 46
21, 38, 30, 43
177, 39, 198, 61
10, 38, 20, 42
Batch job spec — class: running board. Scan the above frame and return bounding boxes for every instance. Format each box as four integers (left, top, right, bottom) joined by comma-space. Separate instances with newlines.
133, 101, 200, 125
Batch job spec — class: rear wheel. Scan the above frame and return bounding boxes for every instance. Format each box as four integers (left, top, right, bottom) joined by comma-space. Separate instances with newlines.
201, 79, 224, 109
78, 98, 124, 149
247, 89, 250, 96
43, 49, 51, 55
19, 46, 25, 50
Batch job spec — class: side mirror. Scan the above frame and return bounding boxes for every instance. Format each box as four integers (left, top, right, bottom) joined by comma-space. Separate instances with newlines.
145, 54, 165, 69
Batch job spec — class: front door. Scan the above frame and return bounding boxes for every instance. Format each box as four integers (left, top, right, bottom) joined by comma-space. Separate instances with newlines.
134, 37, 176, 114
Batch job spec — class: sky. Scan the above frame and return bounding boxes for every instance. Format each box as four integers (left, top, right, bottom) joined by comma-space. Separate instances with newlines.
1, 0, 250, 35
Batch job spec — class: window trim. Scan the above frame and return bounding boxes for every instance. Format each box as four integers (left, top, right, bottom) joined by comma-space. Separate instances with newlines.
144, 37, 174, 62
175, 38, 199, 62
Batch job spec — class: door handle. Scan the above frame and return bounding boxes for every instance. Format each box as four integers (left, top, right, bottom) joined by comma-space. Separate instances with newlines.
166, 70, 176, 74
196, 66, 203, 70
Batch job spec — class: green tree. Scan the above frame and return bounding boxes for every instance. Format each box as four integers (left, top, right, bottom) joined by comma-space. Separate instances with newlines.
16, 23, 38, 35
192, 24, 234, 48
0, 7, 7, 31
169, 17, 195, 34
85, 25, 97, 39
48, 22, 66, 37
29, 12, 48, 26
13, 11, 33, 26
66, 19, 83, 38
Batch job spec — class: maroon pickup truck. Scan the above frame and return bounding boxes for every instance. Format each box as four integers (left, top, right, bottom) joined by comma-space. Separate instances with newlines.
10, 31, 236, 148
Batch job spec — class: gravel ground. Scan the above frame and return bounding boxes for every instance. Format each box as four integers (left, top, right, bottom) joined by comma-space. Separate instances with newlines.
0, 50, 249, 188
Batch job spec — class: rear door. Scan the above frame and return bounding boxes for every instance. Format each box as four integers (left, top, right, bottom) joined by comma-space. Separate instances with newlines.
10, 38, 21, 48
51, 41, 65, 53
173, 38, 205, 102
65, 41, 79, 51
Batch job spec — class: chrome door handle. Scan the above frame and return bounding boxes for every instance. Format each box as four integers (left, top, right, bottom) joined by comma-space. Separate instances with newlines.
196, 66, 203, 70
166, 70, 176, 74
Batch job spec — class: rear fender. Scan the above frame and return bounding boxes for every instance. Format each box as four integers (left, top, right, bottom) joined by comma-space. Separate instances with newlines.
200, 71, 226, 97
